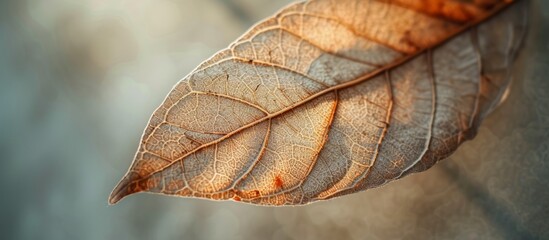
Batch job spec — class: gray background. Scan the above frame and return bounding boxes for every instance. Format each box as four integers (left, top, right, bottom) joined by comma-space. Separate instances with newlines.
1, 0, 548, 239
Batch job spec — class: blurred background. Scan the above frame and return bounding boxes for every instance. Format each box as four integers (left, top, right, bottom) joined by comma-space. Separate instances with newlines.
1, 0, 548, 239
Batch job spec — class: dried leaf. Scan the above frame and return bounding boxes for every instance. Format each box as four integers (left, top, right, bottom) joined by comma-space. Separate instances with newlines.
109, 0, 528, 205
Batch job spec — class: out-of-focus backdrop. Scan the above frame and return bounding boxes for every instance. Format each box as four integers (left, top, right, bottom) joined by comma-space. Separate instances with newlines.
1, 0, 548, 239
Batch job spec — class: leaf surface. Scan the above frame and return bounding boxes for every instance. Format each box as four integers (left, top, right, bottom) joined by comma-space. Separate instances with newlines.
109, 0, 528, 205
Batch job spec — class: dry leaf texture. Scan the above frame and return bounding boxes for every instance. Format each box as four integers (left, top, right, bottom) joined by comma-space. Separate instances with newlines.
109, 0, 528, 205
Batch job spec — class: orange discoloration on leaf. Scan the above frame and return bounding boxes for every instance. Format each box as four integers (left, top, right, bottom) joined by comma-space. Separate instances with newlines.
274, 175, 284, 189
249, 190, 260, 198
388, 0, 494, 22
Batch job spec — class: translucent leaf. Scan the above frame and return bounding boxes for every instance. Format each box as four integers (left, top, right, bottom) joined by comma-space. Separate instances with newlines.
109, 0, 528, 206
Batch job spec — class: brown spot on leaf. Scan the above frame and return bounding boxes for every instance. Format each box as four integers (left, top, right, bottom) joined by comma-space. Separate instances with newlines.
248, 190, 260, 198
274, 175, 283, 189
399, 30, 420, 51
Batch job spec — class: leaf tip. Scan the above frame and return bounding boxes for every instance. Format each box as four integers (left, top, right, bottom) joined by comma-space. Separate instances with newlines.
108, 175, 137, 205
